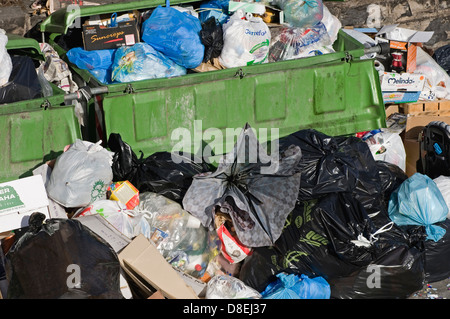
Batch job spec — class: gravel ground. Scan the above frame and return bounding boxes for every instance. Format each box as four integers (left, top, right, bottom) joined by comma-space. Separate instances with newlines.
409, 278, 450, 299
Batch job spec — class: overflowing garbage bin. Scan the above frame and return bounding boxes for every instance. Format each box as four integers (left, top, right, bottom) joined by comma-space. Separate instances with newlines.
0, 33, 82, 183
39, 0, 386, 159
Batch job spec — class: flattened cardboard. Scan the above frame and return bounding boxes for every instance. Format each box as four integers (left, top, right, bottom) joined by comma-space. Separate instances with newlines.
118, 234, 199, 299
0, 175, 50, 233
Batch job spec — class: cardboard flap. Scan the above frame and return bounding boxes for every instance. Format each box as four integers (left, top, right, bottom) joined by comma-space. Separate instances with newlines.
119, 234, 199, 299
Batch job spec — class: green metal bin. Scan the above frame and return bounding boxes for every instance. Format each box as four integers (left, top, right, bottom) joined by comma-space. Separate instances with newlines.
40, 0, 386, 161
0, 34, 82, 182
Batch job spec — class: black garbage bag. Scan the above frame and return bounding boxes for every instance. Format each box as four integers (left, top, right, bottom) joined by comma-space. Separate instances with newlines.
200, 17, 224, 63
107, 133, 213, 204
433, 44, 450, 74
424, 218, 450, 283
240, 193, 385, 291
182, 123, 302, 248
240, 192, 426, 298
0, 55, 42, 104
5, 212, 123, 299
278, 129, 406, 225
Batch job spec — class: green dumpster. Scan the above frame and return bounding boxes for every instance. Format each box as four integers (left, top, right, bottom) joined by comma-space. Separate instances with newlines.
0, 34, 82, 182
40, 0, 386, 160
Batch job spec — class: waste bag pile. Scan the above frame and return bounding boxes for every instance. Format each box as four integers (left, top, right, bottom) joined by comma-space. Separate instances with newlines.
2, 120, 450, 300
62, 0, 341, 84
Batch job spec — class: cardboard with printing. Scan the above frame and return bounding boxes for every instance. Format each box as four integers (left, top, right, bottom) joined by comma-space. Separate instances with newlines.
376, 24, 434, 73
82, 12, 140, 51
0, 175, 50, 233
381, 72, 426, 92
118, 234, 200, 299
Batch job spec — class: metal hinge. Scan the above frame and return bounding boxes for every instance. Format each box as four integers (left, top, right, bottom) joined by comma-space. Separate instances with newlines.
344, 52, 353, 63
124, 83, 135, 94
234, 68, 246, 79
40, 99, 51, 110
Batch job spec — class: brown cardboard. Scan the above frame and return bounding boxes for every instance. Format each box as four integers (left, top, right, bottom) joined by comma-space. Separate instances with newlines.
404, 138, 420, 177
118, 234, 199, 299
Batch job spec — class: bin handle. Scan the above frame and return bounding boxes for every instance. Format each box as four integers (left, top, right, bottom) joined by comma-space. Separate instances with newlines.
64, 86, 108, 103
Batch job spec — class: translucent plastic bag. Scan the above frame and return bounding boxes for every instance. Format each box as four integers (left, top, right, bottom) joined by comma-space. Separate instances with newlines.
111, 42, 186, 82
46, 140, 114, 208
74, 199, 151, 239
388, 173, 448, 242
362, 129, 406, 172
268, 22, 332, 62
219, 10, 271, 68
206, 275, 262, 299
141, 0, 205, 69
261, 273, 331, 299
271, 0, 323, 28
0, 29, 12, 87
137, 192, 220, 279
433, 175, 450, 219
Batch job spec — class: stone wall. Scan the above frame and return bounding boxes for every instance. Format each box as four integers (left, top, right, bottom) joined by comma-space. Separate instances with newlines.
0, 0, 448, 51
324, 0, 450, 51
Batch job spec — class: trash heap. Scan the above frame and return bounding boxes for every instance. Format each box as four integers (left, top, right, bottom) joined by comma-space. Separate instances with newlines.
1, 121, 450, 300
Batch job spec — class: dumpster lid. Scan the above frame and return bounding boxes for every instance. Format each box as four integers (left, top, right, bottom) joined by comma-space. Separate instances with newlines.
40, 0, 186, 35
6, 34, 43, 60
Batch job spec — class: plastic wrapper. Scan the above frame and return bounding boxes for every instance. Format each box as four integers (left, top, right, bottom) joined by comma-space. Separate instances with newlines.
46, 140, 114, 208
0, 55, 42, 104
107, 133, 213, 204
5, 212, 123, 299
261, 273, 330, 299
206, 275, 261, 299
137, 192, 221, 279
361, 129, 406, 172
0, 29, 12, 87
388, 173, 448, 242
141, 1, 204, 69
268, 22, 333, 62
271, 0, 323, 28
219, 10, 271, 68
111, 43, 186, 83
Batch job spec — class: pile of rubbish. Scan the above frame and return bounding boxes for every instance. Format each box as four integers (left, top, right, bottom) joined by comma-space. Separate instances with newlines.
2, 122, 450, 300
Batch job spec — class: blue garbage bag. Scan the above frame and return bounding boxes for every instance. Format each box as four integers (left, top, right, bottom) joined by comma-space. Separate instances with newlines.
66, 47, 116, 70
261, 273, 331, 299
66, 47, 116, 84
141, 0, 205, 69
198, 0, 230, 25
111, 42, 186, 83
388, 173, 448, 242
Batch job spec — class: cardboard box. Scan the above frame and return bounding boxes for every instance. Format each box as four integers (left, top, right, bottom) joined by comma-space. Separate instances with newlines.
381, 72, 425, 92
403, 115, 450, 177
383, 91, 421, 104
118, 234, 200, 299
399, 100, 450, 117
376, 24, 434, 73
82, 13, 139, 51
0, 175, 50, 233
